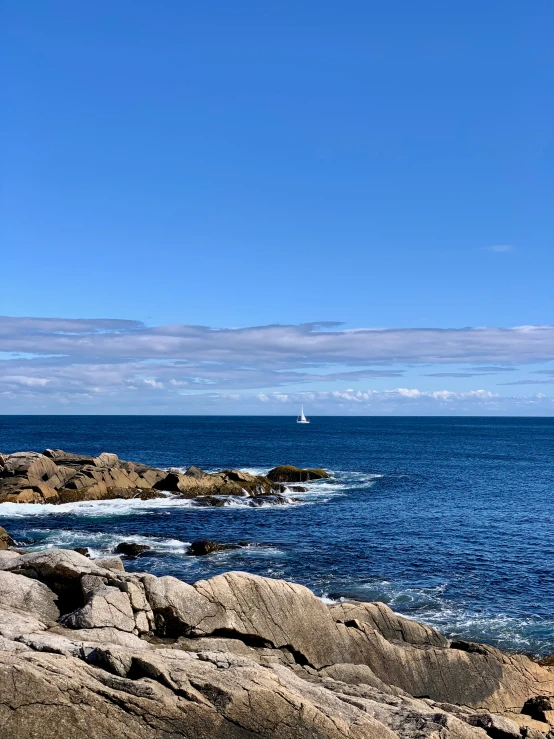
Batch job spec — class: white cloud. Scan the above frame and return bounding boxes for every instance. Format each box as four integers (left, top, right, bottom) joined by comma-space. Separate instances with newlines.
0, 316, 552, 367
0, 375, 50, 387
0, 315, 552, 413
141, 379, 164, 389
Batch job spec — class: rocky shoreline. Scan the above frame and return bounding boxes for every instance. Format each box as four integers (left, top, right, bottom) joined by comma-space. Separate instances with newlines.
0, 449, 329, 506
0, 541, 553, 737
2, 450, 554, 737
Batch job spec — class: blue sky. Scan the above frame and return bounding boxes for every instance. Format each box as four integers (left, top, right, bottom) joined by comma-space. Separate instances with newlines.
1, 1, 553, 414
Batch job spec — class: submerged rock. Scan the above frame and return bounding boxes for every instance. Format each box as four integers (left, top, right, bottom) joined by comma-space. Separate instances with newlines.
186, 540, 242, 556
194, 495, 227, 507
115, 542, 151, 558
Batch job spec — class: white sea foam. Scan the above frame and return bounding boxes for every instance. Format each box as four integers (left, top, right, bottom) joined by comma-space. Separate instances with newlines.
350, 577, 554, 655
0, 497, 198, 518
24, 528, 191, 557
23, 527, 285, 563
319, 595, 344, 605
0, 466, 382, 520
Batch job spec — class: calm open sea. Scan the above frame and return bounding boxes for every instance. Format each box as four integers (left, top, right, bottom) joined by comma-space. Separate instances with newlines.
1, 415, 553, 655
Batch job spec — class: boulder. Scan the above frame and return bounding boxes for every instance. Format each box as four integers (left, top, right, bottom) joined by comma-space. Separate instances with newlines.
73, 548, 90, 557
153, 471, 195, 494
184, 465, 207, 479
115, 542, 151, 558
186, 540, 241, 556
328, 600, 449, 647
45, 465, 77, 488
0, 648, 408, 739
0, 451, 58, 482
10, 548, 112, 583
0, 571, 60, 621
174, 571, 351, 667
8, 549, 119, 612
0, 526, 15, 549
466, 712, 523, 737
92, 452, 119, 468
154, 469, 275, 497
0, 447, 287, 506
267, 465, 329, 482
43, 449, 97, 465
0, 477, 59, 503
93, 557, 125, 572
142, 574, 211, 637
61, 586, 135, 633
0, 550, 21, 570
1, 548, 554, 738
220, 470, 258, 483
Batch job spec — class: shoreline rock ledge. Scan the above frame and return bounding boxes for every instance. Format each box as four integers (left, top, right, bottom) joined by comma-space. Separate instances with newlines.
0, 449, 327, 505
0, 547, 553, 737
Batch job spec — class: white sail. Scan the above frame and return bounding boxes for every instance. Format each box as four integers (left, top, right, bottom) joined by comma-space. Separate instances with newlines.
296, 404, 310, 424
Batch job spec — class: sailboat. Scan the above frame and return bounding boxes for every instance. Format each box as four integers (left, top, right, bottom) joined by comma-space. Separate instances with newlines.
296, 404, 310, 424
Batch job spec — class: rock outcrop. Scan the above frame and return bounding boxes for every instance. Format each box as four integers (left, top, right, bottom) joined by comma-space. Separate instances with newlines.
0, 450, 304, 506
0, 525, 15, 549
115, 542, 151, 557
0, 546, 553, 737
186, 540, 245, 556
267, 465, 330, 482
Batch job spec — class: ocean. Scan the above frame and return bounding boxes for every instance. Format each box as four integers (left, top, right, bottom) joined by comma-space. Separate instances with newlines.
1, 415, 553, 656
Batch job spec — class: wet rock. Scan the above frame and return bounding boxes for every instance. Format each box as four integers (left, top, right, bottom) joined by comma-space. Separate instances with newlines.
0, 526, 15, 550
267, 465, 329, 482
115, 542, 151, 558
73, 548, 90, 557
194, 495, 227, 507
186, 540, 241, 556
288, 485, 308, 492
248, 493, 290, 506
135, 488, 164, 500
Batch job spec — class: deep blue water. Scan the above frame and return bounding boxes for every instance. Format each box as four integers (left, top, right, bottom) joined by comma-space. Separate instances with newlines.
1, 415, 554, 655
